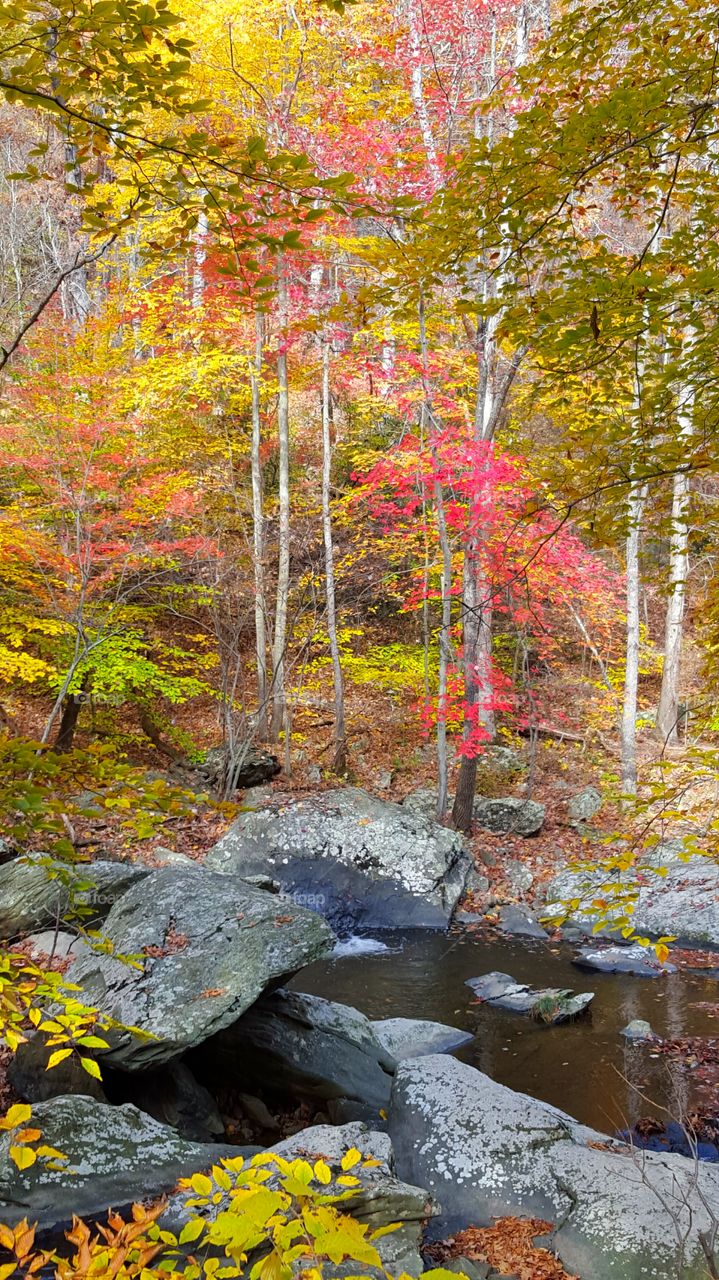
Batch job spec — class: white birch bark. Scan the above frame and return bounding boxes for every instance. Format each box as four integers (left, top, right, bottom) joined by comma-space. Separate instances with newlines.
250, 310, 269, 737
271, 258, 291, 741
320, 341, 346, 773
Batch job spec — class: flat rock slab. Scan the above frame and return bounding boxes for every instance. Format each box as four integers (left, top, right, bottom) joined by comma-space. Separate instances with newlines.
574, 944, 676, 977
372, 1018, 473, 1059
67, 864, 335, 1069
389, 1054, 719, 1280
0, 1095, 237, 1233
545, 854, 719, 947
205, 787, 471, 933
497, 905, 548, 939
0, 855, 149, 939
203, 988, 396, 1109
467, 972, 593, 1023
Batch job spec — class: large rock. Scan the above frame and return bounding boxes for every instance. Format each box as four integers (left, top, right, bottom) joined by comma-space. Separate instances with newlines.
0, 855, 149, 940
472, 797, 544, 836
8, 1033, 107, 1104
67, 864, 335, 1070
0, 1094, 236, 1232
545, 853, 719, 946
567, 786, 602, 823
199, 745, 281, 793
372, 1018, 473, 1059
574, 944, 676, 977
203, 989, 396, 1110
205, 788, 471, 932
389, 1055, 719, 1280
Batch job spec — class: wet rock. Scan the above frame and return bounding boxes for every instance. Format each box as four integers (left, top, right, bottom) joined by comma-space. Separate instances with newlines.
620, 1019, 659, 1042
497, 905, 547, 939
545, 854, 719, 947
371, 1018, 473, 1059
203, 989, 395, 1111
466, 972, 593, 1023
567, 786, 602, 823
206, 788, 471, 933
574, 944, 676, 977
67, 864, 335, 1070
0, 1095, 236, 1232
388, 1054, 719, 1280
0, 855, 149, 939
8, 1034, 106, 1103
472, 797, 544, 837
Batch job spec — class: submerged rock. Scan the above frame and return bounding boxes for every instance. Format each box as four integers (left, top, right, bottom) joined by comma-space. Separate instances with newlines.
620, 1019, 659, 1042
67, 863, 335, 1070
466, 972, 593, 1023
0, 1095, 236, 1232
0, 855, 149, 939
388, 1054, 719, 1280
574, 944, 676, 977
203, 988, 396, 1111
205, 787, 471, 932
371, 1018, 473, 1059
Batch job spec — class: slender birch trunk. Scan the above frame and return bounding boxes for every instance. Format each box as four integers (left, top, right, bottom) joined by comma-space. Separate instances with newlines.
418, 295, 453, 819
271, 258, 291, 742
656, 378, 694, 743
621, 482, 647, 795
320, 341, 346, 774
250, 310, 269, 737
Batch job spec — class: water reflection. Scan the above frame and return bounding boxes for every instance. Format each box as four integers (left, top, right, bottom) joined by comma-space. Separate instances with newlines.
290, 929, 718, 1132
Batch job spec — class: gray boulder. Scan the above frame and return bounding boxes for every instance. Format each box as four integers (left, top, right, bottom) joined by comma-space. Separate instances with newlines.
545, 853, 719, 946
110, 1061, 225, 1142
372, 1018, 473, 1059
67, 864, 335, 1070
0, 1094, 236, 1232
467, 972, 593, 1023
204, 989, 396, 1110
206, 788, 471, 932
389, 1055, 719, 1280
0, 855, 149, 939
574, 944, 676, 977
472, 797, 544, 837
567, 786, 602, 823
497, 905, 548, 939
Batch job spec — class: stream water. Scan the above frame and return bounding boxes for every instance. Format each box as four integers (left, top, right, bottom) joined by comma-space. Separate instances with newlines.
290, 930, 719, 1135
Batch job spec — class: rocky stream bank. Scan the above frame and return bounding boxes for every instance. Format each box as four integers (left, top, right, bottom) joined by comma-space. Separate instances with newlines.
1, 784, 718, 1279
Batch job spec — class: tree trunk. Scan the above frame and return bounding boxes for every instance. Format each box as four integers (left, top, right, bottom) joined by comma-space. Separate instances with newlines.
250, 310, 269, 737
320, 341, 347, 774
621, 482, 647, 796
271, 259, 291, 742
54, 692, 83, 752
656, 393, 694, 743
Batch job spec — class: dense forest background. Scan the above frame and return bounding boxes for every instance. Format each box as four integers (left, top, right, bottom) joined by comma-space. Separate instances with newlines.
0, 0, 716, 862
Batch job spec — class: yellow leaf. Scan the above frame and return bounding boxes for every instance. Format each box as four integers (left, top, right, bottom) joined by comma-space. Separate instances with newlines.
47, 1049, 73, 1070
340, 1148, 361, 1171
79, 1057, 102, 1080
0, 1262, 17, 1280
1, 1105, 31, 1131
313, 1160, 332, 1185
10, 1146, 36, 1171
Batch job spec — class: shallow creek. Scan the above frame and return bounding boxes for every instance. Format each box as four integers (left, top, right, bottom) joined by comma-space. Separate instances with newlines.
290, 930, 719, 1134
